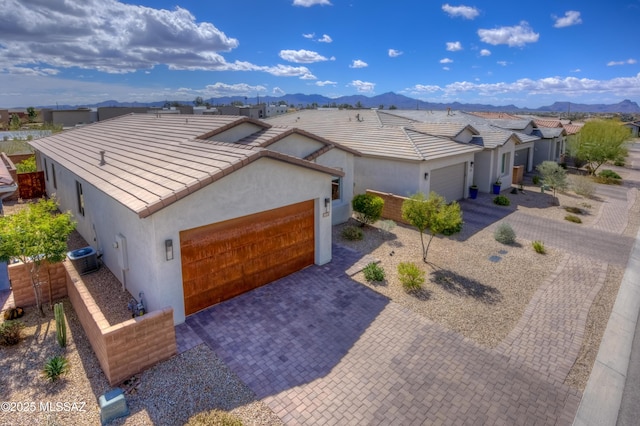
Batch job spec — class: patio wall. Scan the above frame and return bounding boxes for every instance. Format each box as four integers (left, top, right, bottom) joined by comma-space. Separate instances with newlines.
7, 260, 177, 386
8, 261, 67, 307
366, 189, 411, 226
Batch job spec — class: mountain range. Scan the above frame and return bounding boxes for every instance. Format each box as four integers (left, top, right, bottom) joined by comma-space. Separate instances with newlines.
32, 92, 640, 114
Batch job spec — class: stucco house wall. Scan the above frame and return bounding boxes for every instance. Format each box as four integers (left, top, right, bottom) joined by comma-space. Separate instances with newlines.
354, 156, 421, 197
39, 152, 332, 325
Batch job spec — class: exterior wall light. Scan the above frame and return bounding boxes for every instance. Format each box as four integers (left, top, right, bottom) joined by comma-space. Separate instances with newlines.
165, 239, 174, 261
424, 172, 429, 180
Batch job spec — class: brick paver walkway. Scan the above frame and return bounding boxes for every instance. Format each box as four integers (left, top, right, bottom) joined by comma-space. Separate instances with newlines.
183, 155, 639, 425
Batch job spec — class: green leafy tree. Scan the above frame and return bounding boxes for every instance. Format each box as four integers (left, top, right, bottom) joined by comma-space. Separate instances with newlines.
16, 156, 37, 173
193, 96, 204, 106
355, 101, 363, 109
351, 193, 384, 227
536, 161, 568, 202
389, 105, 398, 110
0, 198, 76, 315
401, 192, 463, 264
568, 120, 631, 175
26, 107, 38, 123
9, 114, 22, 131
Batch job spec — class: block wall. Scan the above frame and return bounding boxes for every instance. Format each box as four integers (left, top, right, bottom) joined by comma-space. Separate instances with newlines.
366, 189, 411, 225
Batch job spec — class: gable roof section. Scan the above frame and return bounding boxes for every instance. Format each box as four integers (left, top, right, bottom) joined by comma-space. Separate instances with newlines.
534, 119, 564, 128
405, 129, 482, 159
29, 114, 343, 218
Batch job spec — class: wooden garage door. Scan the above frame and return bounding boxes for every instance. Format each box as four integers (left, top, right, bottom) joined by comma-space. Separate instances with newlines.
181, 200, 315, 316
430, 163, 465, 202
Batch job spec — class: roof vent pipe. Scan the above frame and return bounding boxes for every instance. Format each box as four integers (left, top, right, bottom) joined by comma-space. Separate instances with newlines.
99, 150, 106, 166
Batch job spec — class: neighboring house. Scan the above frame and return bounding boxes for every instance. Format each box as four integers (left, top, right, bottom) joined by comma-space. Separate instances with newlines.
623, 121, 640, 138
267, 109, 483, 202
29, 114, 357, 324
41, 108, 97, 127
0, 153, 18, 213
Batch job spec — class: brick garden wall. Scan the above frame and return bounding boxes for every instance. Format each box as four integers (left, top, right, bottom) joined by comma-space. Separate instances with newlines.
8, 261, 67, 307
8, 259, 177, 386
366, 189, 411, 226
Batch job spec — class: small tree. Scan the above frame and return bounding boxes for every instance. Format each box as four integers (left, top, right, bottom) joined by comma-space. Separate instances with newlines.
0, 198, 76, 315
26, 107, 38, 123
536, 161, 568, 202
352, 193, 384, 227
401, 192, 463, 264
9, 113, 22, 131
568, 120, 630, 175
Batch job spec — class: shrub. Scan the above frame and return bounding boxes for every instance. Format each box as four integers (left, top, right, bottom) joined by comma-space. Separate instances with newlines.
362, 262, 385, 282
42, 355, 69, 382
565, 215, 582, 224
493, 195, 510, 206
599, 169, 621, 180
570, 175, 596, 198
614, 158, 625, 167
341, 226, 363, 241
352, 193, 384, 226
16, 156, 37, 174
494, 222, 516, 244
397, 262, 425, 291
564, 206, 583, 215
532, 175, 540, 185
532, 241, 546, 254
0, 320, 25, 346
185, 409, 243, 426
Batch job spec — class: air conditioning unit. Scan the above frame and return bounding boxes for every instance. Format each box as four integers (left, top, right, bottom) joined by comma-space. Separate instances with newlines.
67, 246, 99, 275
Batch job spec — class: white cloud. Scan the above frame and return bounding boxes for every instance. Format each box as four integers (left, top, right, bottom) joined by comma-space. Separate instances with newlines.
388, 49, 403, 57
272, 87, 286, 96
440, 58, 453, 64
315, 80, 337, 87
442, 4, 480, 20
293, 0, 332, 6
303, 33, 315, 39
553, 11, 582, 28
442, 67, 450, 71
607, 58, 637, 66
497, 61, 508, 66
349, 80, 375, 93
318, 34, 333, 43
202, 82, 268, 97
478, 21, 539, 47
279, 49, 330, 63
0, 0, 241, 74
480, 49, 491, 56
571, 68, 581, 73
446, 41, 463, 52
406, 73, 640, 100
350, 59, 368, 68
300, 72, 317, 80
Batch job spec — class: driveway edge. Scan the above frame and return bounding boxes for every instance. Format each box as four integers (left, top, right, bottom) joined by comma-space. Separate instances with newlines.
573, 225, 640, 426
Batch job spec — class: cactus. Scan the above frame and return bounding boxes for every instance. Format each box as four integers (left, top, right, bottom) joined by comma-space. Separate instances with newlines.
54, 302, 66, 348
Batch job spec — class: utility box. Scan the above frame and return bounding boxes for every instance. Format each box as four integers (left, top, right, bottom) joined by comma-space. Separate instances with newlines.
67, 246, 99, 275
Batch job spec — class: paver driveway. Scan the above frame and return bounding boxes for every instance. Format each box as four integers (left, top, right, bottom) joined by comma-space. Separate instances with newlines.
186, 245, 581, 425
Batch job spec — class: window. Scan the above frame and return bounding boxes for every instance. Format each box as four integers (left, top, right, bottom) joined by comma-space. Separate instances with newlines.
51, 163, 57, 189
331, 177, 341, 201
76, 181, 85, 216
501, 152, 511, 175
43, 158, 49, 181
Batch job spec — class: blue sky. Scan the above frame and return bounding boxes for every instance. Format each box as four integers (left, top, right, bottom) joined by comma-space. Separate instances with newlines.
1, 0, 639, 108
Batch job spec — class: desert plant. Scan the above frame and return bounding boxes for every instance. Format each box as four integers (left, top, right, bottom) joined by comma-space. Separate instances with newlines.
351, 193, 384, 227
0, 320, 25, 346
598, 169, 621, 180
341, 225, 364, 241
42, 355, 69, 382
532, 241, 546, 254
401, 192, 463, 263
362, 262, 385, 282
493, 195, 510, 206
397, 262, 425, 291
54, 302, 66, 348
567, 119, 630, 175
536, 161, 569, 201
570, 175, 596, 198
16, 156, 37, 173
185, 409, 244, 426
532, 175, 541, 185
564, 206, 583, 215
565, 215, 582, 223
494, 222, 516, 244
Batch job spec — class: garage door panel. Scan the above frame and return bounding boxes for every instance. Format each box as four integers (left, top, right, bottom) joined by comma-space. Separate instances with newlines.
431, 163, 465, 202
181, 200, 315, 316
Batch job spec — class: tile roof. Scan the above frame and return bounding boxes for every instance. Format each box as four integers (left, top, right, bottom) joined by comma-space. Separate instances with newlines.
562, 123, 583, 135
534, 127, 566, 138
467, 111, 521, 120
533, 119, 564, 128
29, 114, 344, 218
266, 109, 482, 161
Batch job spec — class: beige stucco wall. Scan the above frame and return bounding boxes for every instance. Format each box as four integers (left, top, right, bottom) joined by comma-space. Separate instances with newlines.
38, 153, 333, 325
